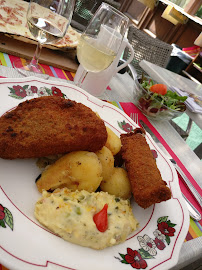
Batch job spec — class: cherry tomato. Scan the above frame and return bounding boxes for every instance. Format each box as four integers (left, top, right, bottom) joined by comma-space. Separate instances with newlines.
93, 204, 108, 232
150, 84, 167, 95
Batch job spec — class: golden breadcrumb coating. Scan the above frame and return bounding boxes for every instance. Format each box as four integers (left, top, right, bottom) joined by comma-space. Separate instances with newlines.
0, 96, 107, 159
121, 128, 171, 208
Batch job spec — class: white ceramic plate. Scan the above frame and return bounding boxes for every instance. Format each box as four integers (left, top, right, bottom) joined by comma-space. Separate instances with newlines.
0, 77, 189, 270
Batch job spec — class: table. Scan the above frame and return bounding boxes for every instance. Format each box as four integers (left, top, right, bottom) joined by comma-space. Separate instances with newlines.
139, 60, 202, 130
0, 60, 201, 270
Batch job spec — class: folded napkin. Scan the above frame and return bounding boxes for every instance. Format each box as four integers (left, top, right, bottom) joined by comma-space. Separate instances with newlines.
170, 86, 202, 114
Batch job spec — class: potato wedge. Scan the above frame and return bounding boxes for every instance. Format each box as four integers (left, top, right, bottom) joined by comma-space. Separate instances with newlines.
105, 127, 121, 155
96, 146, 114, 181
36, 151, 102, 193
100, 167, 132, 199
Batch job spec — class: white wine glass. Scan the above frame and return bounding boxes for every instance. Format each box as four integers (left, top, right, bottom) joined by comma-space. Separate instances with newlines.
75, 2, 129, 87
14, 0, 75, 76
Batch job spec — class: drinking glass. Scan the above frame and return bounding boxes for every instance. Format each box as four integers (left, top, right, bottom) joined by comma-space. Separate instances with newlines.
14, 0, 75, 76
75, 2, 129, 87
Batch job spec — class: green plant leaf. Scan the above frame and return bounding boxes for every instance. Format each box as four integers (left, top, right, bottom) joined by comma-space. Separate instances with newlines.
157, 216, 168, 223
0, 219, 6, 228
165, 235, 170, 245
4, 207, 13, 230
138, 248, 154, 259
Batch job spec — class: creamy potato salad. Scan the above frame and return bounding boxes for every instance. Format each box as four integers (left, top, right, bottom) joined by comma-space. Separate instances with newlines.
35, 188, 138, 250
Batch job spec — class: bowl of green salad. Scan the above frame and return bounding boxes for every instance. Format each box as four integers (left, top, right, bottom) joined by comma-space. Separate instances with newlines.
133, 75, 187, 121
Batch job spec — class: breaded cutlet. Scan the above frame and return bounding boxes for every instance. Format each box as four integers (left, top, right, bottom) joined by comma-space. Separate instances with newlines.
0, 96, 107, 159
121, 128, 171, 209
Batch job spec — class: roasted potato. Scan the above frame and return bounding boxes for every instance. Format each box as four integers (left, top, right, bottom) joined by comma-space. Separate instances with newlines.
96, 146, 114, 181
105, 127, 121, 155
36, 151, 103, 193
100, 167, 132, 199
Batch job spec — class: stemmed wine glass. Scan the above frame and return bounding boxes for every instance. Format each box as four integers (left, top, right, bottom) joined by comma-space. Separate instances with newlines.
75, 2, 129, 87
14, 0, 75, 76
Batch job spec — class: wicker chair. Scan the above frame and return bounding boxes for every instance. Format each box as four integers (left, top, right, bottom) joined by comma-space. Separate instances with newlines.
71, 0, 121, 32
123, 25, 173, 76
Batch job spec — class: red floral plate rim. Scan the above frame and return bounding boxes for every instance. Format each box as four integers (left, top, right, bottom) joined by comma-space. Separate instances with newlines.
0, 76, 189, 270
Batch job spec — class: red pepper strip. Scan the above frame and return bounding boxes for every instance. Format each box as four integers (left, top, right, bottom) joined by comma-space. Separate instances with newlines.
93, 204, 108, 232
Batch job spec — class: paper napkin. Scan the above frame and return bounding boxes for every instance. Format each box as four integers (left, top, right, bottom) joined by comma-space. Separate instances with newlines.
170, 86, 202, 114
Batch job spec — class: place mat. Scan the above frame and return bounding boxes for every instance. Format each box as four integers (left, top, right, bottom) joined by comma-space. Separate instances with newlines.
0, 52, 75, 81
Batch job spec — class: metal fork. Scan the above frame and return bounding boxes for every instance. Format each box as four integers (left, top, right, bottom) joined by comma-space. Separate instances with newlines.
130, 113, 139, 126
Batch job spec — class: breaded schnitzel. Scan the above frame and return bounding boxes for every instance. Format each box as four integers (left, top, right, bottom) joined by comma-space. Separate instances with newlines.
0, 96, 107, 159
121, 128, 171, 209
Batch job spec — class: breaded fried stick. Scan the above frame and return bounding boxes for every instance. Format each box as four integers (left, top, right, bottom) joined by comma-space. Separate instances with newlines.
0, 96, 107, 159
121, 128, 171, 208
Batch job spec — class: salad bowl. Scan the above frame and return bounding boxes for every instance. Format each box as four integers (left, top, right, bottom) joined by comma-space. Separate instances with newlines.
133, 76, 187, 121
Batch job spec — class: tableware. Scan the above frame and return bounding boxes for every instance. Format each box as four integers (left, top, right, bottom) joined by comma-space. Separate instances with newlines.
182, 194, 202, 221
13, 0, 75, 76
0, 76, 189, 270
74, 37, 134, 97
75, 3, 129, 87
133, 76, 187, 121
170, 159, 202, 208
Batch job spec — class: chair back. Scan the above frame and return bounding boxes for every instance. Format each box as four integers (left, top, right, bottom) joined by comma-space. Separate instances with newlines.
123, 25, 173, 76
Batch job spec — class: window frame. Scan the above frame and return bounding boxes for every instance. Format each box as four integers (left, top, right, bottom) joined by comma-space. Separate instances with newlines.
159, 0, 202, 24
120, 0, 151, 27
183, 0, 202, 14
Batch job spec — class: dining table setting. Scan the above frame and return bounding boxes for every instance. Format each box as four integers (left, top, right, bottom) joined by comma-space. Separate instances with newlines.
0, 1, 202, 270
